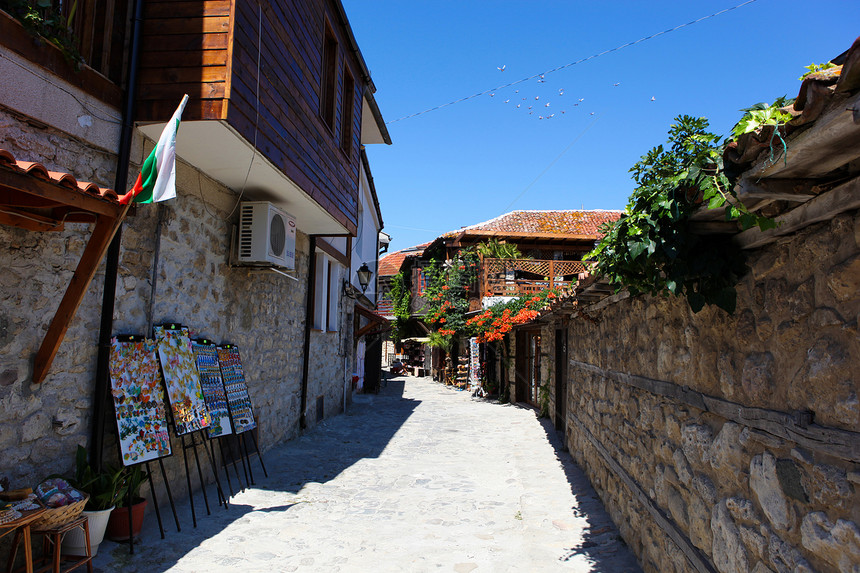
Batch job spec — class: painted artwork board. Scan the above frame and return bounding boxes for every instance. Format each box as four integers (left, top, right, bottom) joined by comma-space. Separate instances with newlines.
216, 345, 257, 434
154, 325, 211, 435
109, 336, 172, 466
191, 339, 233, 438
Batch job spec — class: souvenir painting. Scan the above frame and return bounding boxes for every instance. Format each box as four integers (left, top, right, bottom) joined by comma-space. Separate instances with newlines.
109, 337, 172, 465
191, 339, 233, 438
216, 345, 257, 433
154, 325, 211, 435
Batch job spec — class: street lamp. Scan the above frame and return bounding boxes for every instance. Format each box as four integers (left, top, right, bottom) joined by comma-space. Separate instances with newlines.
356, 262, 372, 292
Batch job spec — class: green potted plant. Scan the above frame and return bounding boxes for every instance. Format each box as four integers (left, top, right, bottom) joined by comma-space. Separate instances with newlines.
105, 464, 148, 542
61, 446, 126, 556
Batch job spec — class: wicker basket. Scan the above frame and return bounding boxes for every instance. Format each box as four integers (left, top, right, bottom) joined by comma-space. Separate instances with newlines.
30, 495, 88, 531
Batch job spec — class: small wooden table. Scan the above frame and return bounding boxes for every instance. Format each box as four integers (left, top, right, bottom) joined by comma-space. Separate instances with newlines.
1, 507, 46, 573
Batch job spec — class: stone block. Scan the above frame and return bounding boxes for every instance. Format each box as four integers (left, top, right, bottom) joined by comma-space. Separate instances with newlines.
826, 255, 860, 303
750, 452, 793, 533
712, 500, 750, 573
768, 533, 814, 573
801, 512, 860, 573
672, 449, 692, 486
21, 411, 51, 443
741, 524, 768, 561
681, 423, 713, 468
741, 352, 774, 403
807, 463, 852, 511
709, 421, 745, 474
689, 494, 712, 554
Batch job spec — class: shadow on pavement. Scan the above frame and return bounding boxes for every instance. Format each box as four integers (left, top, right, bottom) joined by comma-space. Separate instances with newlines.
471, 395, 642, 572
94, 375, 420, 572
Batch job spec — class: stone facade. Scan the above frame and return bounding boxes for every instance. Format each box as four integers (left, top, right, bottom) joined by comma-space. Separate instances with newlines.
560, 211, 859, 572
1, 109, 354, 497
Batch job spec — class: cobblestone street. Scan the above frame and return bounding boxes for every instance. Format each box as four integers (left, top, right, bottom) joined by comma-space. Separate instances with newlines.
93, 376, 641, 572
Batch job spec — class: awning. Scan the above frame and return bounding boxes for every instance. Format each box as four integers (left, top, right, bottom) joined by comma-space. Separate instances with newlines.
354, 304, 390, 340
0, 149, 129, 384
402, 337, 430, 343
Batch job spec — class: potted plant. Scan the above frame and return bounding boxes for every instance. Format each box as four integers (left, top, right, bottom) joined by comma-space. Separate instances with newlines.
105, 464, 148, 542
61, 446, 126, 556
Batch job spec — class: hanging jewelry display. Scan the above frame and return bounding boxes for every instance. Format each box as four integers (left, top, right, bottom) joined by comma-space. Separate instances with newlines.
191, 339, 233, 438
216, 344, 257, 433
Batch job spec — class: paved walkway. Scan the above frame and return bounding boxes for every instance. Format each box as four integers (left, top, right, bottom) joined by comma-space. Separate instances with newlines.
93, 376, 641, 572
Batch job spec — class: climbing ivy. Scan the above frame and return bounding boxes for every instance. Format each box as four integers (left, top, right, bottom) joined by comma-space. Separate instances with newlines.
589, 115, 777, 314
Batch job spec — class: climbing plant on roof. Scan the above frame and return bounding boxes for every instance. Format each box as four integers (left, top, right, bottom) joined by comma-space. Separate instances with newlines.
588, 115, 776, 314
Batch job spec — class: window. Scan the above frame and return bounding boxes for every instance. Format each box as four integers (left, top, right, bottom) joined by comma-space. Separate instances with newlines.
314, 253, 341, 331
340, 66, 355, 155
321, 22, 338, 131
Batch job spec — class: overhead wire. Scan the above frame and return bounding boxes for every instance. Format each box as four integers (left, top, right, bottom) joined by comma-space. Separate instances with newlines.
386, 0, 759, 124
501, 114, 601, 213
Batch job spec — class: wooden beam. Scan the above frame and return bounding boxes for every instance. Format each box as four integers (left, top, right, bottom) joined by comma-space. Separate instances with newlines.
33, 206, 129, 384
315, 237, 350, 267
570, 360, 860, 463
745, 91, 860, 180
0, 210, 63, 232
734, 176, 860, 250
736, 178, 817, 202
0, 169, 122, 218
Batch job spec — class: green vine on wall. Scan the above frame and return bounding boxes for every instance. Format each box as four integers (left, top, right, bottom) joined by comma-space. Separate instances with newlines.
589, 115, 777, 314
389, 270, 411, 343
1, 0, 84, 67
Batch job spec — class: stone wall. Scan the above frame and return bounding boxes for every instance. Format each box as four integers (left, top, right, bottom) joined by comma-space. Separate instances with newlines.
0, 109, 355, 499
564, 211, 860, 573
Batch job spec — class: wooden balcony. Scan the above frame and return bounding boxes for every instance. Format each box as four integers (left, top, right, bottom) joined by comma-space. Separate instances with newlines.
480, 258, 589, 297
135, 0, 369, 235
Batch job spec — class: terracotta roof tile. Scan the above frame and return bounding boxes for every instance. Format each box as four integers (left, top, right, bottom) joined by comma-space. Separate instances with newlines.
0, 148, 118, 202
725, 35, 860, 170
378, 242, 430, 276
443, 210, 622, 239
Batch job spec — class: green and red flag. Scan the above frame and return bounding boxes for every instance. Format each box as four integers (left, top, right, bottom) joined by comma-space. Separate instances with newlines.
119, 94, 189, 205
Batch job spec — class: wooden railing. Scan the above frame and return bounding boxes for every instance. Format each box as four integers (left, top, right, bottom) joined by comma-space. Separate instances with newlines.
480, 258, 589, 297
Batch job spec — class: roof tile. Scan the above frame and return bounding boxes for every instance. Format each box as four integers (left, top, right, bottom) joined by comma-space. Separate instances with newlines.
0, 148, 117, 202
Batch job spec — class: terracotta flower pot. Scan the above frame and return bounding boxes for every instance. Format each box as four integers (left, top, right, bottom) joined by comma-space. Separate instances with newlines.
105, 498, 147, 542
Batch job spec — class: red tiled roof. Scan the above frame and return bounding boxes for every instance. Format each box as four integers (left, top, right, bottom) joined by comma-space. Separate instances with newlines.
443, 210, 623, 239
378, 242, 430, 276
0, 148, 118, 202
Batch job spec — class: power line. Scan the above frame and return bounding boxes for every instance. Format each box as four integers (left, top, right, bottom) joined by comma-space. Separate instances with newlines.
387, 0, 759, 124
502, 115, 600, 213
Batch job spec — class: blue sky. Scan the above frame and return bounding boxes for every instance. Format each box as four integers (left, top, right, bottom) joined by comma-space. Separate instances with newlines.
342, 1, 859, 253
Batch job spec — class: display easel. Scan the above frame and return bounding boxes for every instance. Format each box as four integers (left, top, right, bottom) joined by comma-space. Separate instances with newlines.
217, 344, 268, 483
109, 334, 181, 554
191, 338, 242, 499
154, 324, 228, 527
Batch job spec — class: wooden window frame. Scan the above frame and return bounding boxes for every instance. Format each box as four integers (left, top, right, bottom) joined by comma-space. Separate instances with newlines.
340, 65, 355, 156
320, 20, 338, 133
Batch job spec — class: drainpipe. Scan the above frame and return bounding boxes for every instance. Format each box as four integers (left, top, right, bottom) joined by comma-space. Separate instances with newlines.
299, 236, 317, 430
90, 0, 145, 471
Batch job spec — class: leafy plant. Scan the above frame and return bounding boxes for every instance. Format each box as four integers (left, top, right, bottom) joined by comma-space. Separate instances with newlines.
477, 238, 524, 260
426, 330, 454, 353
589, 115, 776, 314
116, 464, 147, 507
798, 61, 836, 81
0, 0, 84, 67
388, 270, 411, 342
68, 445, 127, 511
731, 97, 795, 140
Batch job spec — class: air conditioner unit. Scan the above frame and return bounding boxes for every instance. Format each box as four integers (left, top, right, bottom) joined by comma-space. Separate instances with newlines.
237, 201, 296, 269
